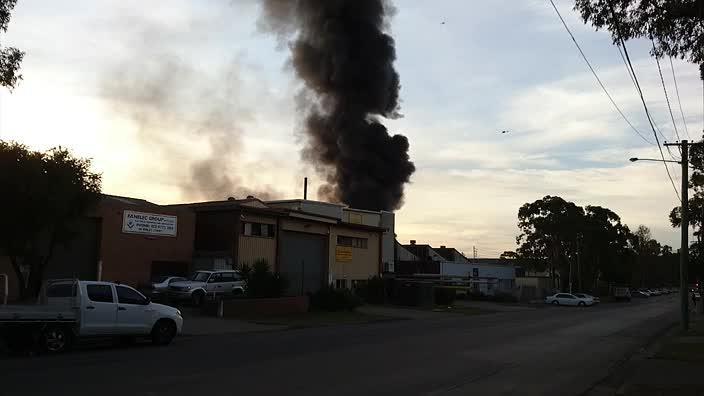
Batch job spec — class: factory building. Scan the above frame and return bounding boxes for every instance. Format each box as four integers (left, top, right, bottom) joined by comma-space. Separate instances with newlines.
0, 195, 393, 300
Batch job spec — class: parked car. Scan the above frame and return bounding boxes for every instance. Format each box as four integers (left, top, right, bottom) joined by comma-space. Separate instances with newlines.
632, 290, 649, 298
545, 293, 594, 306
168, 270, 245, 306
0, 279, 183, 353
144, 276, 187, 300
574, 293, 600, 304
638, 289, 653, 297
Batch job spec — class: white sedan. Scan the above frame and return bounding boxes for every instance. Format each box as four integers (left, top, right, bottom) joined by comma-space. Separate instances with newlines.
545, 293, 594, 307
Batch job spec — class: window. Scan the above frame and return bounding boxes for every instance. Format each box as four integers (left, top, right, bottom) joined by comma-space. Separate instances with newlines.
220, 272, 236, 282
242, 222, 276, 238
337, 235, 368, 249
208, 273, 223, 283
47, 283, 76, 298
168, 277, 186, 284
116, 286, 148, 305
472, 268, 479, 277
87, 285, 114, 303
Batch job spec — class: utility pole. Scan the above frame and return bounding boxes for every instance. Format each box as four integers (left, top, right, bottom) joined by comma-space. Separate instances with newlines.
665, 140, 690, 331
473, 246, 477, 259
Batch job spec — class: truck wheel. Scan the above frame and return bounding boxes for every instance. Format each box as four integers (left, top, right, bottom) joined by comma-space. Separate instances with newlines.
151, 320, 176, 346
191, 290, 205, 306
40, 325, 72, 354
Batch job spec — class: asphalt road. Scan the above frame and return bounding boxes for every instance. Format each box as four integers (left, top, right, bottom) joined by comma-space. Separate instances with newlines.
1, 295, 678, 396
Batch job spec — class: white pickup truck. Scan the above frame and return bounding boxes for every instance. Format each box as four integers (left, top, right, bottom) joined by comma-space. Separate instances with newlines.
0, 279, 183, 353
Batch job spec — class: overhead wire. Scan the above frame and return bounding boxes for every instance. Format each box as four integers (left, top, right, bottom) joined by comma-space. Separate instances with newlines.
669, 56, 692, 140
652, 39, 682, 142
606, 2, 681, 202
616, 42, 670, 144
548, 0, 654, 146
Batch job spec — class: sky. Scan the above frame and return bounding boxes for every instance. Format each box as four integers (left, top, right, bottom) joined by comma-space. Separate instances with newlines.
0, 0, 701, 258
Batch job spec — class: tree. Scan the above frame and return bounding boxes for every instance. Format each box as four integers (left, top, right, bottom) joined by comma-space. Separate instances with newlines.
0, 0, 24, 89
499, 251, 518, 260
670, 138, 704, 284
517, 196, 584, 290
575, 0, 704, 64
581, 206, 632, 288
0, 141, 101, 298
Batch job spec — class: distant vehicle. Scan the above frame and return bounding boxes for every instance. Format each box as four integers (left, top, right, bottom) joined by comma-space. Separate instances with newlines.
545, 293, 594, 307
632, 290, 649, 298
0, 279, 183, 353
613, 287, 631, 302
648, 289, 662, 296
168, 270, 245, 306
574, 293, 600, 304
639, 289, 653, 297
144, 276, 187, 299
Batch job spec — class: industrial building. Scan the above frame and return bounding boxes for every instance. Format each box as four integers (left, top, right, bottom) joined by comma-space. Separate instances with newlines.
0, 195, 393, 300
395, 241, 516, 295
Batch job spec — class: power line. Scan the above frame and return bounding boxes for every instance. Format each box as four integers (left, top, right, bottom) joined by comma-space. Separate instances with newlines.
652, 40, 681, 142
616, 42, 669, 143
669, 56, 692, 140
548, 0, 654, 146
607, 4, 680, 202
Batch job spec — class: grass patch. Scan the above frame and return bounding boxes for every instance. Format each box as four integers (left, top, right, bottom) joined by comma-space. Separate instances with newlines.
235, 310, 400, 328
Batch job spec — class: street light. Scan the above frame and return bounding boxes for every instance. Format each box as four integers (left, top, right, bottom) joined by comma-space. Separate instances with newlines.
629, 140, 690, 332
629, 157, 681, 164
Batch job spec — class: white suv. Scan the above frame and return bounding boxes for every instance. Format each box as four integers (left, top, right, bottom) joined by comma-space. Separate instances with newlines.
168, 270, 245, 305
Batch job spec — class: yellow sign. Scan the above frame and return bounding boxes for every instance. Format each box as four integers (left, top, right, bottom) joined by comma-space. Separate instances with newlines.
336, 246, 353, 262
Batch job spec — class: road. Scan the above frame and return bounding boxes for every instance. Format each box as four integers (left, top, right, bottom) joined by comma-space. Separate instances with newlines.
1, 295, 677, 396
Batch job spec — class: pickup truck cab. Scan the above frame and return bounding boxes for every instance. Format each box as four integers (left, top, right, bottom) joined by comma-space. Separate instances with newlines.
0, 280, 183, 353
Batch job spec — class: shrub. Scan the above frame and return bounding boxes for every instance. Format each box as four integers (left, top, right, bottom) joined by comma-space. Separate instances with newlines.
434, 287, 457, 306
239, 259, 287, 298
355, 276, 386, 304
490, 292, 518, 303
310, 286, 362, 311
467, 291, 487, 301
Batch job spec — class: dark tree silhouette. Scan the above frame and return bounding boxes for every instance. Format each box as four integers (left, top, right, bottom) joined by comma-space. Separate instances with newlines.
575, 0, 704, 63
0, 0, 23, 89
0, 142, 101, 298
517, 196, 672, 291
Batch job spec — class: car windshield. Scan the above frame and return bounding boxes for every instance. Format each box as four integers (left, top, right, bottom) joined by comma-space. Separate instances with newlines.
190, 272, 211, 282
574, 294, 586, 298
152, 276, 169, 283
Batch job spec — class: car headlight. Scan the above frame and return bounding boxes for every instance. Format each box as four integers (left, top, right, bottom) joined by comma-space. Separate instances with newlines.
185, 286, 191, 290
176, 309, 182, 316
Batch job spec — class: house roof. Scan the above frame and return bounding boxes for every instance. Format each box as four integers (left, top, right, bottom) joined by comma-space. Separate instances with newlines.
102, 194, 157, 207
401, 244, 442, 261
432, 246, 467, 262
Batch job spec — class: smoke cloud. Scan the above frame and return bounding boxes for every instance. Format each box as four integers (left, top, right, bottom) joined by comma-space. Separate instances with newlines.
259, 0, 415, 211
100, 24, 280, 202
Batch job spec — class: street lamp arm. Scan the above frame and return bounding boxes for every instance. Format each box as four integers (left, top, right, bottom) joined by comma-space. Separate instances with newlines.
630, 157, 681, 164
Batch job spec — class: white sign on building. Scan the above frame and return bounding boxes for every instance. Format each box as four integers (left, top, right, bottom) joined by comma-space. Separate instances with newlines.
122, 210, 177, 237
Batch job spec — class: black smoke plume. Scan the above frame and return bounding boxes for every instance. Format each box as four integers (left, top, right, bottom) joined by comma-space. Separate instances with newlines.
260, 0, 415, 211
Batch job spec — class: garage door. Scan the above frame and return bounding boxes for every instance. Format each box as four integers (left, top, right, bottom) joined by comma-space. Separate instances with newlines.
279, 231, 327, 295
